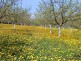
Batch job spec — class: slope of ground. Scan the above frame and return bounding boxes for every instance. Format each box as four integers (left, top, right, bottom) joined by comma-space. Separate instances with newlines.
0, 24, 81, 61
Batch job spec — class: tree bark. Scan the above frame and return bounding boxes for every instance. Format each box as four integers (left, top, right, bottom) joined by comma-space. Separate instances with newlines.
14, 23, 16, 30
45, 24, 46, 30
8, 21, 9, 24
58, 26, 61, 37
49, 24, 52, 34
21, 23, 22, 26
71, 27, 72, 32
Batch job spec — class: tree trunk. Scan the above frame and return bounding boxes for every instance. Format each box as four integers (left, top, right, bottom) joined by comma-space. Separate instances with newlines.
45, 24, 46, 30
14, 23, 16, 30
71, 27, 72, 32
69, 27, 72, 32
49, 24, 52, 34
24, 23, 26, 26
58, 26, 61, 37
8, 21, 9, 24
21, 23, 22, 26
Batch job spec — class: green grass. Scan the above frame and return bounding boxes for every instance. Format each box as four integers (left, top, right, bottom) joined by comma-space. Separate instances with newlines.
0, 24, 81, 61
0, 34, 80, 61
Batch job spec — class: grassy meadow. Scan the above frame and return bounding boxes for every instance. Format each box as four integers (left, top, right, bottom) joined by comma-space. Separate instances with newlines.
0, 24, 81, 61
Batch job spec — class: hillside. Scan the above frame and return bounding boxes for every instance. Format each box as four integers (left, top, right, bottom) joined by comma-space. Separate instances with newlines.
0, 24, 81, 61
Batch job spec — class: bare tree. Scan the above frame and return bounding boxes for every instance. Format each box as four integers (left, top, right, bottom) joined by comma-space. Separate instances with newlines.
0, 0, 18, 20
36, 0, 81, 37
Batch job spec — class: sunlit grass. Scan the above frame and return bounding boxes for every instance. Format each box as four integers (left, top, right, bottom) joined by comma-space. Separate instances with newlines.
0, 24, 81, 61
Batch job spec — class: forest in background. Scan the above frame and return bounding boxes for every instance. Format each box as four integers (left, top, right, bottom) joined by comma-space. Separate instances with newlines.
0, 0, 81, 29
